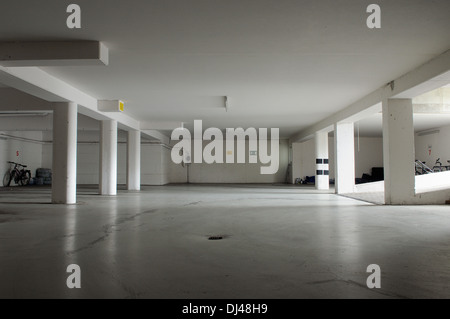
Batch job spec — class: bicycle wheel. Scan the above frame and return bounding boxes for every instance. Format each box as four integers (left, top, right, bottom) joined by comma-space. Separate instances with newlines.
20, 171, 31, 186
3, 170, 12, 187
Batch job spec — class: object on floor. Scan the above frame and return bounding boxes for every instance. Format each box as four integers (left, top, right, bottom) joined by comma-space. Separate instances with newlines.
36, 168, 52, 185
304, 176, 315, 185
371, 167, 384, 181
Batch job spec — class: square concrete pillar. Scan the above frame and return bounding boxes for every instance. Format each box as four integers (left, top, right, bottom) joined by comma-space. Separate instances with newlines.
382, 99, 415, 204
315, 131, 329, 190
334, 122, 355, 194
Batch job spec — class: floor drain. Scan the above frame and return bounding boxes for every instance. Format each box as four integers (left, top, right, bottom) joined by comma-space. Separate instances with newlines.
208, 236, 223, 240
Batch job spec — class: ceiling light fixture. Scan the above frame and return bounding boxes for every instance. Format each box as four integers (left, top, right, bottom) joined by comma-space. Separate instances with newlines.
98, 100, 124, 112
417, 129, 440, 137
0, 111, 50, 117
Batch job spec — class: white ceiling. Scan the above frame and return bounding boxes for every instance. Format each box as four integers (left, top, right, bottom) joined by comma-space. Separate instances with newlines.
0, 0, 449, 138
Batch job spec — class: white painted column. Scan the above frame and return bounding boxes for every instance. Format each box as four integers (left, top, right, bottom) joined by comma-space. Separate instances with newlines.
315, 131, 329, 190
127, 130, 141, 191
52, 102, 77, 204
382, 99, 415, 204
100, 120, 118, 195
334, 122, 355, 194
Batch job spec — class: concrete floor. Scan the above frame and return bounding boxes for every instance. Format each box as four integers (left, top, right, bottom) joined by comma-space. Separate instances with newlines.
1, 184, 450, 299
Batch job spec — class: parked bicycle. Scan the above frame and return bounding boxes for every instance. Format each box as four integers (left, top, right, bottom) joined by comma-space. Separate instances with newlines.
415, 160, 433, 175
432, 158, 449, 172
2, 161, 31, 187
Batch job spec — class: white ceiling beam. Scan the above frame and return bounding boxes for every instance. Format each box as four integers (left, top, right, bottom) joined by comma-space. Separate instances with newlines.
141, 130, 170, 145
0, 41, 108, 67
140, 121, 182, 130
344, 103, 382, 124
0, 89, 122, 131
290, 49, 450, 143
0, 66, 140, 131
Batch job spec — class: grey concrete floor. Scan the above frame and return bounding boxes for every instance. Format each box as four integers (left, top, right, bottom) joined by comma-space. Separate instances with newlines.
1, 184, 450, 299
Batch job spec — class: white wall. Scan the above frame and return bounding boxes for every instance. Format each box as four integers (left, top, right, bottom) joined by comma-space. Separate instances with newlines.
78, 138, 287, 185
168, 150, 187, 183
415, 124, 450, 168
0, 131, 43, 185
170, 139, 289, 184
292, 137, 336, 181
161, 146, 172, 185
44, 129, 183, 185
78, 143, 102, 184
42, 135, 291, 185
354, 137, 384, 178
41, 144, 52, 168
292, 136, 384, 182
292, 138, 318, 182
44, 141, 170, 186
141, 144, 171, 185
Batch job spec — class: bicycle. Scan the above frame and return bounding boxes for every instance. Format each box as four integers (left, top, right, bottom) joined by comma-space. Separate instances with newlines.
432, 158, 448, 173
415, 160, 433, 175
2, 161, 31, 187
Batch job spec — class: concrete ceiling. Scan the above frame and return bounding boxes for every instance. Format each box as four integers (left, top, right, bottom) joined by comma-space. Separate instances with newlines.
357, 86, 450, 137
0, 0, 449, 138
